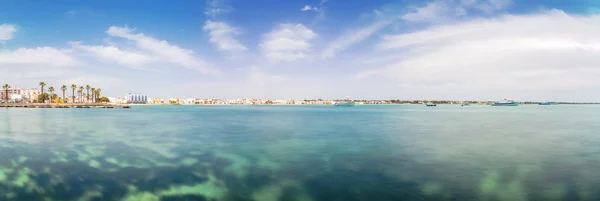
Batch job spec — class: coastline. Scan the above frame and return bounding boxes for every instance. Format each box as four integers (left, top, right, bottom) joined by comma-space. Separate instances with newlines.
124, 103, 599, 106
1, 103, 130, 108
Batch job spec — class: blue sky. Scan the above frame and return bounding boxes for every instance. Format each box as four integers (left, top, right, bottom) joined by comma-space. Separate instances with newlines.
1, 0, 600, 101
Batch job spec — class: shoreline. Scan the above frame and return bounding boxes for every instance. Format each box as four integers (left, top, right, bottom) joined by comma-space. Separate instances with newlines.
3, 103, 599, 108
1, 103, 130, 108
124, 103, 600, 106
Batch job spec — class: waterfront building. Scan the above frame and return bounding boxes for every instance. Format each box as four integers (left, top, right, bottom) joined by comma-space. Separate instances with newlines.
126, 93, 148, 104
273, 100, 287, 104
108, 97, 127, 104
0, 86, 41, 103
148, 98, 165, 104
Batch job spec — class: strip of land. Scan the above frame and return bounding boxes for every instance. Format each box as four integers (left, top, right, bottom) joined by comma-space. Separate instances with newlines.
0, 103, 130, 108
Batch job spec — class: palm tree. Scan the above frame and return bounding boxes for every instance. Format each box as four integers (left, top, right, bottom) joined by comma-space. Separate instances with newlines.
39, 82, 46, 102
48, 86, 55, 103
91, 87, 95, 103
95, 88, 101, 102
78, 86, 84, 103
85, 85, 91, 103
71, 84, 76, 103
61, 85, 67, 103
2, 84, 9, 104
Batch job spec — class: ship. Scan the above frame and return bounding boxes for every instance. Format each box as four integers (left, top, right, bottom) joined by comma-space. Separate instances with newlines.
461, 102, 470, 106
334, 97, 355, 106
491, 98, 519, 106
426, 102, 437, 107
538, 102, 556, 105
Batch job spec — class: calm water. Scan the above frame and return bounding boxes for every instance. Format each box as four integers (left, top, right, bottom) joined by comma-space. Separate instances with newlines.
0, 104, 599, 201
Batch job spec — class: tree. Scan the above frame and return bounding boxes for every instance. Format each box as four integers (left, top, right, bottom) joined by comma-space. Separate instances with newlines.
94, 88, 101, 102
39, 82, 46, 102
48, 86, 55, 103
37, 93, 49, 102
91, 88, 95, 103
71, 84, 77, 103
61, 85, 67, 102
78, 87, 83, 103
2, 84, 9, 104
98, 96, 109, 103
85, 85, 90, 103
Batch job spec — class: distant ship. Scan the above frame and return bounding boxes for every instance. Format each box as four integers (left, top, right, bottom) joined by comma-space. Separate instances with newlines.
334, 97, 355, 106
461, 102, 470, 106
539, 102, 556, 105
426, 102, 437, 107
492, 98, 519, 106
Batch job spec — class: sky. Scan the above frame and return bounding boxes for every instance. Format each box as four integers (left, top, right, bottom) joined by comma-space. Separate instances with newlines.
1, 0, 600, 101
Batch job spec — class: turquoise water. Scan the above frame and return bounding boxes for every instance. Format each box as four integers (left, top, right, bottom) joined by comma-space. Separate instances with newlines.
0, 104, 599, 201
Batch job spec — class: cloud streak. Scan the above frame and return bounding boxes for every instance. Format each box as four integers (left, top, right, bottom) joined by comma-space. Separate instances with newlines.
320, 5, 402, 59
401, 0, 512, 23
203, 20, 247, 52
70, 41, 151, 67
107, 26, 217, 74
321, 20, 393, 59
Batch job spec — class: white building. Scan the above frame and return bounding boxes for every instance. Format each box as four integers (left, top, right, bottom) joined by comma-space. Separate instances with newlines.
0, 86, 41, 103
126, 93, 148, 104
108, 97, 127, 104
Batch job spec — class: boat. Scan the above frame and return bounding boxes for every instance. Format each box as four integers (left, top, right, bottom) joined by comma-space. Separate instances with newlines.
426, 102, 437, 107
461, 102, 470, 106
538, 102, 556, 105
491, 98, 519, 106
334, 97, 355, 106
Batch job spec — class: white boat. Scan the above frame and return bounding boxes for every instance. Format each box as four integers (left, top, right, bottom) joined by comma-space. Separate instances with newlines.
334, 97, 355, 106
492, 98, 519, 106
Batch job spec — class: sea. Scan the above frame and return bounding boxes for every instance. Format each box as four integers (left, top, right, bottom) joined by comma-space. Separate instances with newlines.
0, 104, 598, 201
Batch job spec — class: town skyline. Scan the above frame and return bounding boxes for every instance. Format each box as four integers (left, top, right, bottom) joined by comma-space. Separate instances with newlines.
2, 1, 600, 101
4, 82, 599, 104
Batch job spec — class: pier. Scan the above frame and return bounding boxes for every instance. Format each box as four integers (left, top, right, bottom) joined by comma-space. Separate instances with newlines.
0, 103, 130, 109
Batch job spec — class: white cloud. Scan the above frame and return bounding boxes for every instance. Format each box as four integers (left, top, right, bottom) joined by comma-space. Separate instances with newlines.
0, 24, 17, 41
362, 10, 600, 99
203, 20, 247, 52
204, 0, 233, 17
260, 23, 316, 63
301, 5, 319, 12
402, 0, 511, 23
70, 41, 151, 66
107, 26, 217, 74
0, 47, 76, 67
